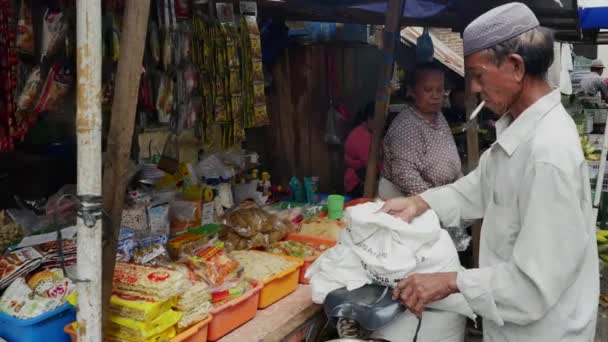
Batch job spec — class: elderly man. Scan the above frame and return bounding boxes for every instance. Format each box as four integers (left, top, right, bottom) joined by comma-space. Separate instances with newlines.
383, 3, 599, 341
580, 59, 608, 101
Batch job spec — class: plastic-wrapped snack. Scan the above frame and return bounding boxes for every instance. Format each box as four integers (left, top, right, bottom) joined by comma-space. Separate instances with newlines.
175, 282, 212, 329
214, 96, 228, 123
226, 32, 239, 70
249, 35, 262, 59
26, 268, 74, 300
149, 22, 160, 66
34, 64, 74, 114
117, 239, 136, 262
252, 59, 264, 83
230, 251, 297, 281
108, 309, 182, 341
16, 0, 34, 55
119, 227, 136, 241
113, 262, 188, 302
161, 30, 173, 71
183, 242, 241, 287
229, 70, 240, 94
133, 235, 170, 266
106, 325, 176, 342
121, 204, 148, 234
41, 9, 68, 59
110, 295, 176, 322
253, 81, 265, 105
147, 203, 170, 235
254, 103, 269, 127
167, 233, 210, 260
156, 75, 174, 123
0, 277, 66, 319
244, 15, 260, 36
209, 278, 251, 306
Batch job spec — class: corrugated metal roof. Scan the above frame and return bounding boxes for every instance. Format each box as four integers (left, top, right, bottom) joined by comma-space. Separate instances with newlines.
400, 27, 464, 76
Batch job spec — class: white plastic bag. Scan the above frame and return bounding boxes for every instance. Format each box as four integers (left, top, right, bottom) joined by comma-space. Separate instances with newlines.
306, 202, 475, 319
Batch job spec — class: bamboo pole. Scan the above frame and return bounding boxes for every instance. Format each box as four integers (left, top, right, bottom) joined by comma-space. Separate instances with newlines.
101, 0, 151, 333
75, 0, 103, 340
363, 0, 406, 198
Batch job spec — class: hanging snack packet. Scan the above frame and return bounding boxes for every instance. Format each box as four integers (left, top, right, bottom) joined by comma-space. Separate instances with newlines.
175, 0, 192, 20
41, 9, 68, 60
16, 0, 34, 55
17, 66, 42, 112
149, 22, 161, 66
34, 64, 74, 114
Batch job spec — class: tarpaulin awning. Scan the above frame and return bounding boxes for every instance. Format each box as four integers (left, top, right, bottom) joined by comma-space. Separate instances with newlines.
579, 0, 608, 29
353, 0, 453, 19
400, 27, 464, 76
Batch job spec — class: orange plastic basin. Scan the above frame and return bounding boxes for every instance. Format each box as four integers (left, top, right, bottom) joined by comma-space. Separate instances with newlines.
282, 234, 336, 284
207, 280, 263, 341
253, 252, 304, 309
173, 315, 212, 342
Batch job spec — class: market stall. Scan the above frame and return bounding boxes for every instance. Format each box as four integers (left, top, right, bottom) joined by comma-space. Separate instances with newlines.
1, 0, 605, 342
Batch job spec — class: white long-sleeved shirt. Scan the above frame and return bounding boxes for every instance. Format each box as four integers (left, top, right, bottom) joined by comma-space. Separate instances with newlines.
421, 90, 599, 341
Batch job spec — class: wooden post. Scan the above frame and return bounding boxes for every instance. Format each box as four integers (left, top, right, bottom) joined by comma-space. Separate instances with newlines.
465, 86, 481, 267
363, 0, 406, 198
465, 95, 480, 172
101, 0, 151, 333
75, 1, 103, 340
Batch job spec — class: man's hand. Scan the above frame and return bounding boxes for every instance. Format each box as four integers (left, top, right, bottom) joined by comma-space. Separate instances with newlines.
380, 196, 430, 222
392, 272, 459, 318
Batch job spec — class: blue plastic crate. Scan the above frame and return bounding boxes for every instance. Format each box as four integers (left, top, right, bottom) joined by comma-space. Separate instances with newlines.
0, 304, 76, 342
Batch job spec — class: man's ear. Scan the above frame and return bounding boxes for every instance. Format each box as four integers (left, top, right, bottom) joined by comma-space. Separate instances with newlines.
507, 54, 526, 82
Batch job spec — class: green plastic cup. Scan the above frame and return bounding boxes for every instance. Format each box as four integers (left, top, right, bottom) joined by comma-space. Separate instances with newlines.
327, 194, 345, 220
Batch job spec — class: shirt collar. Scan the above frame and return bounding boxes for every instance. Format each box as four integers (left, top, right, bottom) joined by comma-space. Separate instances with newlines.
494, 89, 561, 156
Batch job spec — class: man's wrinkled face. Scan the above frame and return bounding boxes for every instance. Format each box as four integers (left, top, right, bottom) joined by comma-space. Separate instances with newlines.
465, 51, 523, 116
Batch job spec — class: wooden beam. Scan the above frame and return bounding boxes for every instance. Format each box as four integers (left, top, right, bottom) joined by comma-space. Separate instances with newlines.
101, 0, 150, 334
465, 78, 481, 267
363, 0, 406, 198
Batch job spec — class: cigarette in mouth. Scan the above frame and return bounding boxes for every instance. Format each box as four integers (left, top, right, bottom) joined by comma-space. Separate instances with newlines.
468, 101, 486, 121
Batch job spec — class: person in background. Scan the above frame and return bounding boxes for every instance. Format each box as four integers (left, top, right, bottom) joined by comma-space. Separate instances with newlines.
383, 3, 599, 341
444, 87, 467, 126
580, 59, 608, 101
379, 62, 462, 199
344, 102, 376, 198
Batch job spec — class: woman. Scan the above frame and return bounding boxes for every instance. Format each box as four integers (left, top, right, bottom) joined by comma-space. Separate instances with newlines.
380, 62, 462, 198
371, 63, 469, 342
343, 102, 375, 198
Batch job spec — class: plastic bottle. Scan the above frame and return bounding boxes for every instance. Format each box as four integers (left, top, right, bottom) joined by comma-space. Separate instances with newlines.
289, 177, 305, 203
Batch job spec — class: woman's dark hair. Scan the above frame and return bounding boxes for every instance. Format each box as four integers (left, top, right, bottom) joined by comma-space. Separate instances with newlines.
406, 62, 445, 88
404, 62, 445, 102
349, 102, 375, 132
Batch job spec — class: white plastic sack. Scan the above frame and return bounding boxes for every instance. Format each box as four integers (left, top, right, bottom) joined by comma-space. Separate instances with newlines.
306, 202, 474, 319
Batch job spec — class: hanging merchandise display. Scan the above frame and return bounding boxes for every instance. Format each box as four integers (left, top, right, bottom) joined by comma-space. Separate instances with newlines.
16, 0, 34, 56
0, 0, 18, 152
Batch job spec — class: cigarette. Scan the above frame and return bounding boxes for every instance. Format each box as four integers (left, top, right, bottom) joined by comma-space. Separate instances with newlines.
468, 101, 486, 121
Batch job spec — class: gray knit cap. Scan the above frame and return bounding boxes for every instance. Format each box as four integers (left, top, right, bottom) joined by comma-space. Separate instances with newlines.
463, 2, 540, 56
